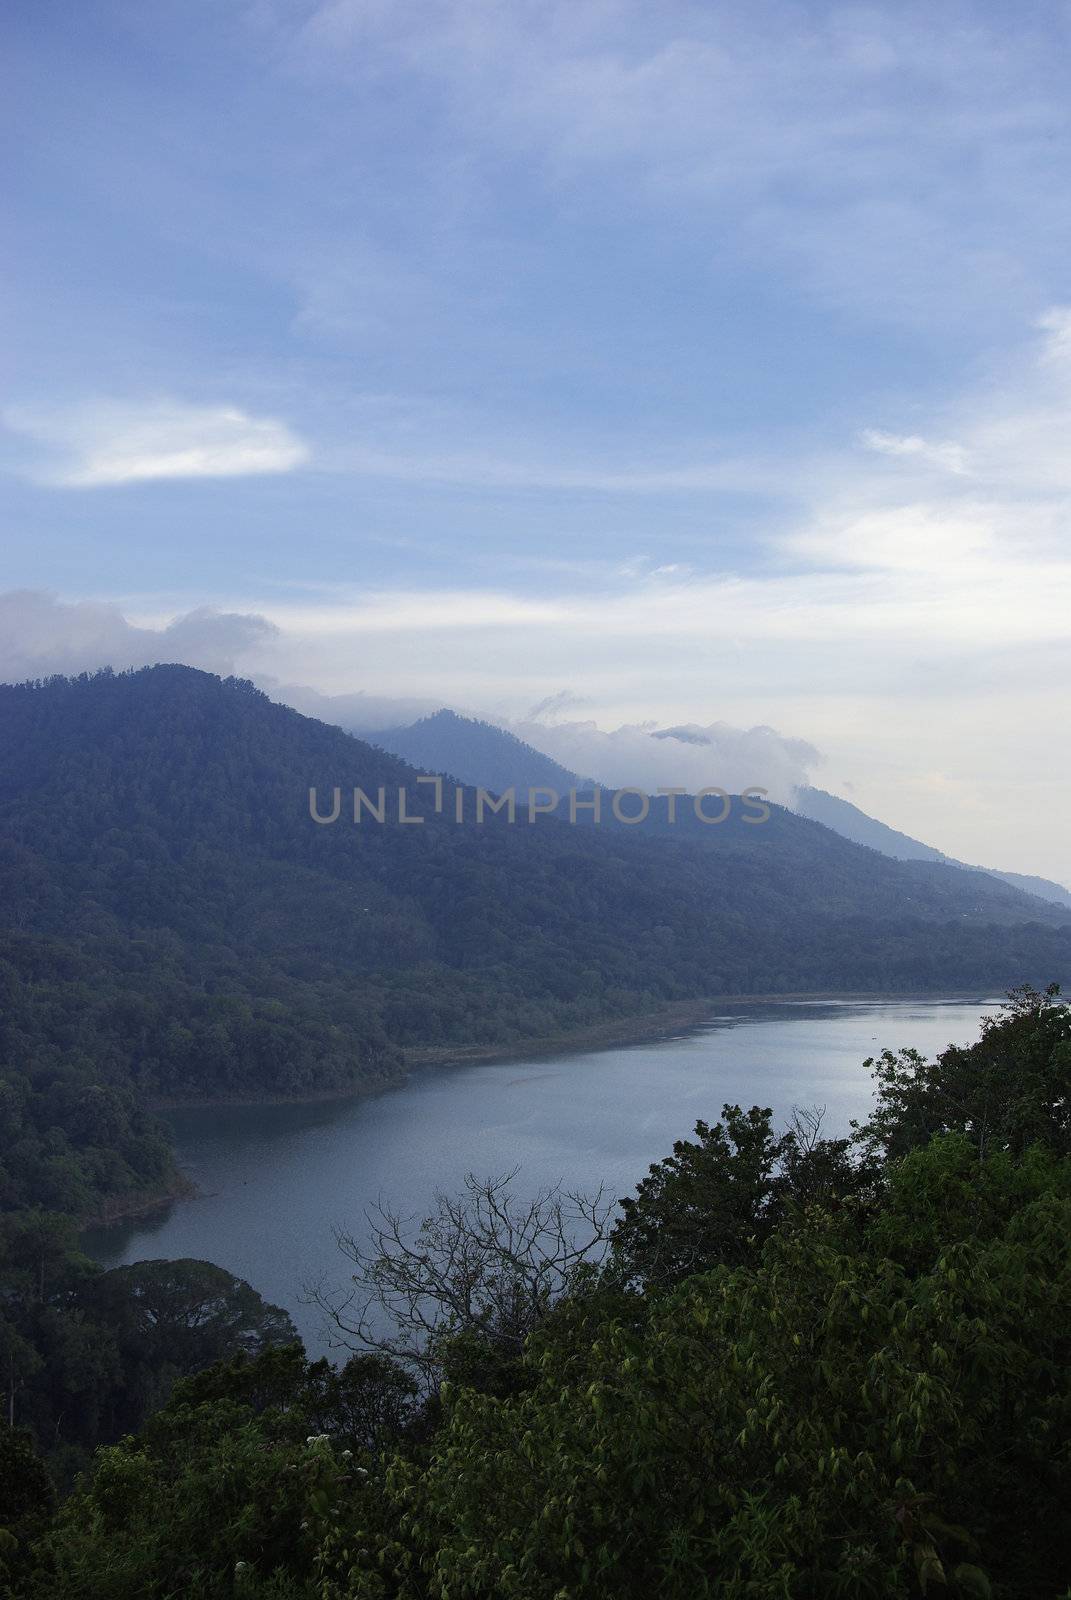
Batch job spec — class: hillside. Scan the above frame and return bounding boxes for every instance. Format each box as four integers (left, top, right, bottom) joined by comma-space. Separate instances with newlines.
796, 784, 1071, 909
1, 666, 1069, 1205
353, 706, 1071, 911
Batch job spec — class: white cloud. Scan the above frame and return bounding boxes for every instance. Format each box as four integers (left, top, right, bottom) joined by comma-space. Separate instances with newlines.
259, 678, 442, 732
500, 716, 818, 803
5, 400, 309, 486
0, 593, 279, 681
860, 430, 970, 475
218, 306, 1071, 879
1036, 305, 1071, 363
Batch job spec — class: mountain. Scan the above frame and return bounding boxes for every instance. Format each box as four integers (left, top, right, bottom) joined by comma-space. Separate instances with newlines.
2, 667, 1069, 1142
346, 706, 1071, 912
369, 708, 586, 795
795, 785, 1071, 910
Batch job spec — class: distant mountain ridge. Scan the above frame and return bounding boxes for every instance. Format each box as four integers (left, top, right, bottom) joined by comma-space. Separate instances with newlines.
371, 709, 586, 796
344, 704, 1070, 914
795, 785, 1071, 911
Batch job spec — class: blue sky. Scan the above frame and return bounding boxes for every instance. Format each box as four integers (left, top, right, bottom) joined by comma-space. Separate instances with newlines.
4, 1, 1071, 879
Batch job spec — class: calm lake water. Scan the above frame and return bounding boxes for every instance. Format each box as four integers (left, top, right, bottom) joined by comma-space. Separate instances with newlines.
84, 997, 998, 1356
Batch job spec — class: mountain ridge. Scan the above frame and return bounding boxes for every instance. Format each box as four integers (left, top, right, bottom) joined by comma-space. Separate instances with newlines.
330, 699, 1069, 912
1, 664, 1067, 1119
795, 784, 1071, 909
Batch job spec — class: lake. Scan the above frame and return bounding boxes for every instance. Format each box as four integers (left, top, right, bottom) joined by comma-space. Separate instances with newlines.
83, 997, 998, 1355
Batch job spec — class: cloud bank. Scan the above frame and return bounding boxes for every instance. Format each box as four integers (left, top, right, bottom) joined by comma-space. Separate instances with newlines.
502, 716, 818, 803
0, 592, 279, 682
0, 593, 815, 799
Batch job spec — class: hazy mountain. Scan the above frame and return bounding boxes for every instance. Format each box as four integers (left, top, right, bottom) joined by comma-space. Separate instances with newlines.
796, 785, 1071, 911
356, 707, 1070, 912
371, 708, 585, 795
1, 666, 1068, 1125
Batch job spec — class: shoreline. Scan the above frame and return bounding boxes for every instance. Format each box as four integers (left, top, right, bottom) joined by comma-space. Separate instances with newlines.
147, 989, 999, 1110
79, 1171, 196, 1230
85, 989, 997, 1232
403, 988, 1000, 1071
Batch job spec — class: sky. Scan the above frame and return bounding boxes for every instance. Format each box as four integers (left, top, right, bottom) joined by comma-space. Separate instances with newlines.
3, 0, 1071, 881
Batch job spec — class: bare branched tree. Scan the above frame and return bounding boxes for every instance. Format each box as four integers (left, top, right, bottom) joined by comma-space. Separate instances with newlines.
307, 1170, 615, 1380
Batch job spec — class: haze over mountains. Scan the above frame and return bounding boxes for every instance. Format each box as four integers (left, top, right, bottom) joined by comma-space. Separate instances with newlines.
795, 786, 1071, 911
359, 702, 1071, 910
4, 588, 1063, 900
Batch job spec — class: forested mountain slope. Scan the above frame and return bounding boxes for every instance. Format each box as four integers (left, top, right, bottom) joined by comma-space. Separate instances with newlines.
1, 666, 1068, 1147
347, 701, 1071, 909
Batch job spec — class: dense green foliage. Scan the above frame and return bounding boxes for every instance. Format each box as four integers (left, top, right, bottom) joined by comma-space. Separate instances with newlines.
0, 970, 175, 1216
610, 1102, 874, 1287
22, 1346, 417, 1599
0, 1425, 53, 1598
16, 988, 1069, 1599
0, 1217, 296, 1488
857, 983, 1071, 1161
339, 1171, 1065, 1599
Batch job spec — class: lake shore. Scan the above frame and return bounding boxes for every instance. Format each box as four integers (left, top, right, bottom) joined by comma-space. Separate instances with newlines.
82, 996, 999, 1357
147, 990, 998, 1109
78, 1170, 196, 1228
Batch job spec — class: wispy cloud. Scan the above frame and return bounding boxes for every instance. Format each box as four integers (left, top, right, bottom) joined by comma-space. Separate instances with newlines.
5, 400, 309, 487
859, 430, 970, 476
280, 0, 1071, 329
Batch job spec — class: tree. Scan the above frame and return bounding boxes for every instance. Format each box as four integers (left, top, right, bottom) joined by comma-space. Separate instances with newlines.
0, 1425, 53, 1598
856, 984, 1071, 1160
0, 1213, 90, 1431
78, 1260, 296, 1375
301, 1355, 419, 1464
0, 1247, 299, 1484
317, 1160, 1071, 1600
38, 1345, 417, 1599
42, 1403, 335, 1599
610, 1103, 873, 1289
174, 1346, 420, 1465
311, 1172, 615, 1383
